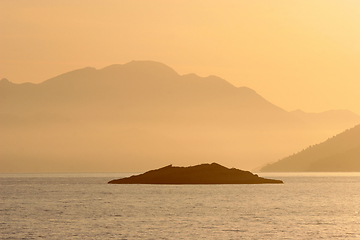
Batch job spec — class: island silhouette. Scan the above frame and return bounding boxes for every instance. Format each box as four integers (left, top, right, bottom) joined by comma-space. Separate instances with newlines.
108, 163, 283, 184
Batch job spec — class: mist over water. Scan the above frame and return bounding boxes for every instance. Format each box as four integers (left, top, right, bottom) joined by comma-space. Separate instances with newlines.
2, 61, 359, 173
1, 173, 359, 239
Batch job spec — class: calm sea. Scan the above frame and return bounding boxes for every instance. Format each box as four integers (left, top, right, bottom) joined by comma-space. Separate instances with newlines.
1, 172, 359, 239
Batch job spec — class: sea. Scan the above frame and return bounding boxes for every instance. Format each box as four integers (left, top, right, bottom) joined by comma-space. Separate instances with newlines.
1, 172, 359, 239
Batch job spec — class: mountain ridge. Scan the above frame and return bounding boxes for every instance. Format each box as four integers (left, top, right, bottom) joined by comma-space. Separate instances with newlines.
290, 109, 360, 136
1, 60, 359, 172
0, 61, 295, 126
260, 124, 360, 172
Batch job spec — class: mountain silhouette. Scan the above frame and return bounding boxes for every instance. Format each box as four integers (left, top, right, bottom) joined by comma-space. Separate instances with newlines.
1, 61, 292, 124
291, 109, 360, 136
260, 124, 360, 172
1, 61, 359, 172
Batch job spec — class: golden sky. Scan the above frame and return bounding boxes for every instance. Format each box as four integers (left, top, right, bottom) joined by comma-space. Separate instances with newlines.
1, 0, 360, 114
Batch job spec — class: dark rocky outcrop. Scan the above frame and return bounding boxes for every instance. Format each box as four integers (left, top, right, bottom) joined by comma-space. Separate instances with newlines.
108, 163, 283, 184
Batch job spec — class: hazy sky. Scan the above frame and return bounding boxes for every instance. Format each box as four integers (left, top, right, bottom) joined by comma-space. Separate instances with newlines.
1, 0, 360, 114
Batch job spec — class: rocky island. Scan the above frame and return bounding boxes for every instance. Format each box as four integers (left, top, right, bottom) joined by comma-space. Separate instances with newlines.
108, 163, 283, 184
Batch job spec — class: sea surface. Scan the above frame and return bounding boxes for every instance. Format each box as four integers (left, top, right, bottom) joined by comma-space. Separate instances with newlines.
1, 172, 360, 239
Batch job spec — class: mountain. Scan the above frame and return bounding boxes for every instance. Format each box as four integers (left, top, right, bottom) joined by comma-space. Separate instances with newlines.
0, 62, 295, 126
260, 124, 360, 172
291, 109, 360, 136
0, 61, 355, 172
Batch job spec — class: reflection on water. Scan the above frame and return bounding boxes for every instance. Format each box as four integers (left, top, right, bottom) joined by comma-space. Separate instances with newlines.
1, 172, 359, 239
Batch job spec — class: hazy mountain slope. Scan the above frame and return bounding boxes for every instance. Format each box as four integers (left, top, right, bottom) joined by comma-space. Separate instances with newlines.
1, 61, 295, 125
291, 109, 360, 136
260, 124, 360, 172
0, 60, 347, 172
308, 145, 360, 171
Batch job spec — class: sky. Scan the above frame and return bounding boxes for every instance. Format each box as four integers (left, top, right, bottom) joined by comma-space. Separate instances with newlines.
1, 0, 360, 114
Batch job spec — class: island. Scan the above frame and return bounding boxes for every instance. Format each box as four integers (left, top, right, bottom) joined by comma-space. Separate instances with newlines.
108, 163, 283, 184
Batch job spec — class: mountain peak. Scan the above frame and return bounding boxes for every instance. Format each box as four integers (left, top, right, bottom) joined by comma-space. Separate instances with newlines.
125, 60, 179, 77
98, 61, 180, 82
0, 78, 11, 84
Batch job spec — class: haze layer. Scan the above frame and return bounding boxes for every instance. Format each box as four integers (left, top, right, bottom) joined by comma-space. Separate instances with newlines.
2, 61, 360, 172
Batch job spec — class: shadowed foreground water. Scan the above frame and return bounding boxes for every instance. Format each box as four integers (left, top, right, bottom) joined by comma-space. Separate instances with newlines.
1, 172, 359, 239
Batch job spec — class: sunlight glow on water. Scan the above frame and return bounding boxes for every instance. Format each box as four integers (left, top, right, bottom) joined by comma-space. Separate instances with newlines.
1, 173, 359, 239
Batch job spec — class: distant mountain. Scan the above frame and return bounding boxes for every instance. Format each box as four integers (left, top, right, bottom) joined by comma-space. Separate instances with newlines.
291, 109, 360, 136
260, 124, 360, 172
0, 61, 296, 126
0, 61, 356, 172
